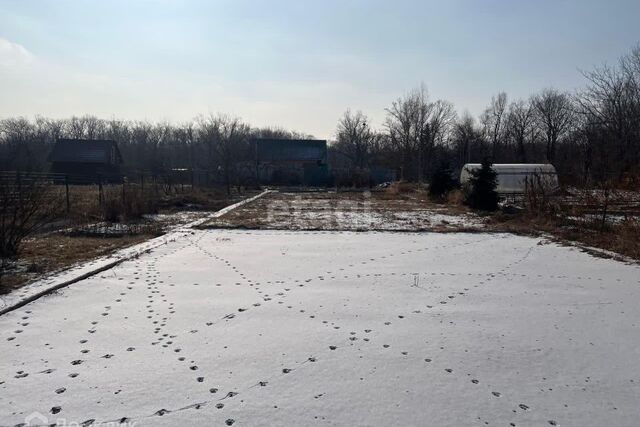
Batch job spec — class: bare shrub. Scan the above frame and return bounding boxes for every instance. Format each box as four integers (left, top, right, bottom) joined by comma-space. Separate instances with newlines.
447, 189, 465, 206
100, 185, 159, 223
385, 181, 416, 196
0, 173, 63, 258
524, 173, 560, 215
121, 187, 158, 220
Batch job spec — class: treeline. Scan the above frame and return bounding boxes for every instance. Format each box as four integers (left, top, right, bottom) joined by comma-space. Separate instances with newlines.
2, 44, 640, 188
0, 114, 313, 190
333, 45, 640, 187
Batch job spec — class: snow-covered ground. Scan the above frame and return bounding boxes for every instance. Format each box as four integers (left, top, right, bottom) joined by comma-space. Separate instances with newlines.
0, 191, 269, 315
1, 230, 640, 426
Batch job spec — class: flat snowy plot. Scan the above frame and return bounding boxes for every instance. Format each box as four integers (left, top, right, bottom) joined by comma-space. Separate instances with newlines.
1, 230, 639, 426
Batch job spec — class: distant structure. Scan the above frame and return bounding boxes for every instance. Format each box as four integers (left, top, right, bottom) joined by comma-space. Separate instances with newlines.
255, 138, 328, 186
460, 163, 558, 194
49, 139, 123, 181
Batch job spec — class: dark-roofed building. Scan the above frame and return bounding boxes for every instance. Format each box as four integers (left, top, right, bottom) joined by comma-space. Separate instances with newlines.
48, 139, 123, 181
255, 138, 328, 186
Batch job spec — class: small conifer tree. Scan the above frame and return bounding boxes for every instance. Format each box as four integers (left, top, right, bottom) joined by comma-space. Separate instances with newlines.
465, 158, 499, 211
428, 161, 457, 201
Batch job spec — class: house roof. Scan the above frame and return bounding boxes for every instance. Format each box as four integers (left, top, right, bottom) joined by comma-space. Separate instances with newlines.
49, 139, 123, 164
256, 138, 327, 162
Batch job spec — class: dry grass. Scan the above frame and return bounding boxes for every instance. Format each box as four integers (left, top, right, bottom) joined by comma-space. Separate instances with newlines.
0, 234, 152, 294
383, 181, 422, 196
157, 187, 240, 212
487, 212, 640, 261
63, 184, 237, 223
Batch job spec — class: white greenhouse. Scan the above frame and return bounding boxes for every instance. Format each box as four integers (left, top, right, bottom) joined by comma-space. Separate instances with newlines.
460, 163, 559, 194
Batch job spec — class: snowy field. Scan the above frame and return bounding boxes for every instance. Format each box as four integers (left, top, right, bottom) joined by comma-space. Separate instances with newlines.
1, 230, 640, 426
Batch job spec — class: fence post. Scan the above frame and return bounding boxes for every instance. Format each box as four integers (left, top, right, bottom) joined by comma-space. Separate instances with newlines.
98, 175, 103, 206
122, 178, 126, 204
140, 174, 144, 193
65, 175, 70, 215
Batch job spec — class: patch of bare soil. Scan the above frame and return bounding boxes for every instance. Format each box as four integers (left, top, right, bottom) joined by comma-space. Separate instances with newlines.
200, 189, 485, 232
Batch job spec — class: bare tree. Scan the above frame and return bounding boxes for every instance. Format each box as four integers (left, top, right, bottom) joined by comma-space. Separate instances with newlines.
427, 100, 457, 147
481, 92, 508, 159
506, 99, 535, 163
252, 127, 314, 140
452, 112, 482, 165
335, 109, 377, 169
532, 88, 574, 163
197, 114, 250, 194
385, 86, 424, 180
576, 47, 640, 180
385, 85, 456, 181
0, 117, 37, 171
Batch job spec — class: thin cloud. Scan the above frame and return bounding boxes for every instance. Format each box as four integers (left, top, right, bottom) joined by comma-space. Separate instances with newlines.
0, 38, 35, 69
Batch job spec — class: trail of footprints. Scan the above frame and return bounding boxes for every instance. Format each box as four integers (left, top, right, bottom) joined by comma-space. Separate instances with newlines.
0, 236, 585, 424
186, 235, 560, 426
4, 232, 636, 425
2, 238, 199, 422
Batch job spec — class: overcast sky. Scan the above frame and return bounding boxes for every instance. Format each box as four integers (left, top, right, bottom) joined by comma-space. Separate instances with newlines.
1, 0, 639, 139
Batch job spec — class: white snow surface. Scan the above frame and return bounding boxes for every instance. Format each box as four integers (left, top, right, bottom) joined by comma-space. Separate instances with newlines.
0, 191, 270, 314
1, 230, 640, 426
